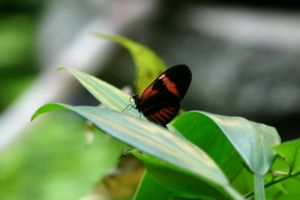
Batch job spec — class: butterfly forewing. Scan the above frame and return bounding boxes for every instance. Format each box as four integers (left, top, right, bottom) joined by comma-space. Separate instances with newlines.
139, 81, 159, 102
134, 65, 191, 126
158, 65, 191, 100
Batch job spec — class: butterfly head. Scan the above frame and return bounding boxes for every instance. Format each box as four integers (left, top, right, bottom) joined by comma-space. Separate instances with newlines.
131, 94, 141, 111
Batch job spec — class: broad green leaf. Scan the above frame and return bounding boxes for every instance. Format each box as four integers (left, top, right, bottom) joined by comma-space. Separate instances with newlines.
231, 168, 254, 196
170, 111, 280, 199
32, 104, 243, 200
172, 111, 281, 175
171, 112, 244, 182
183, 111, 281, 175
274, 138, 300, 173
133, 151, 238, 199
133, 171, 172, 200
94, 33, 166, 93
58, 67, 136, 113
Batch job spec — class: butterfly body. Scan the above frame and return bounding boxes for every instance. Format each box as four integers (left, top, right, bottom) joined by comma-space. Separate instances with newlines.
133, 65, 192, 127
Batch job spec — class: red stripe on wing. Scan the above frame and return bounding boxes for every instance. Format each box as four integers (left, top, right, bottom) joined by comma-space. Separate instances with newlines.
146, 106, 178, 126
139, 81, 159, 101
159, 74, 180, 98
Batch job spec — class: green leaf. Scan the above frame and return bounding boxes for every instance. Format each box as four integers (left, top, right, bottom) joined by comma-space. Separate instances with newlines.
134, 151, 239, 199
94, 33, 166, 93
57, 67, 136, 113
231, 168, 254, 195
190, 111, 280, 175
171, 112, 244, 182
173, 111, 281, 175
133, 171, 172, 200
32, 104, 243, 200
274, 138, 300, 174
171, 111, 280, 199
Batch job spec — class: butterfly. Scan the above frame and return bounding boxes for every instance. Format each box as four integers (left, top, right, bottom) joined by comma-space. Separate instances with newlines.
132, 64, 192, 127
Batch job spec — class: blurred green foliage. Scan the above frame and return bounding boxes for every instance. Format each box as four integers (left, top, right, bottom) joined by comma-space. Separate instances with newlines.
0, 113, 125, 200
0, 0, 45, 14
0, 16, 36, 68
0, 0, 41, 110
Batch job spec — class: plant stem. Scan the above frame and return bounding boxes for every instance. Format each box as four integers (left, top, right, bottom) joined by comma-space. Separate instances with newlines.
244, 171, 300, 199
254, 174, 265, 200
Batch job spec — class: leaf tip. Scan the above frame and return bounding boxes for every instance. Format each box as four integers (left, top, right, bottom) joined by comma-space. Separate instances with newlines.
30, 112, 38, 122
31, 107, 46, 122
31, 103, 67, 122
31, 106, 47, 121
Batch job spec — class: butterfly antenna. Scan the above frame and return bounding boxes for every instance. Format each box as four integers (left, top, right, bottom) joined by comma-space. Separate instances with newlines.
121, 96, 136, 112
121, 104, 131, 112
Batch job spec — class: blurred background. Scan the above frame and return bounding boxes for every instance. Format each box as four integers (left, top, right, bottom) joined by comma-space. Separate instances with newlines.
0, 0, 299, 199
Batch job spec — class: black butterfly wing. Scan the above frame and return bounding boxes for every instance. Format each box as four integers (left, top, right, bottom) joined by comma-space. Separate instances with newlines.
147, 105, 180, 126
140, 65, 192, 101
139, 91, 180, 126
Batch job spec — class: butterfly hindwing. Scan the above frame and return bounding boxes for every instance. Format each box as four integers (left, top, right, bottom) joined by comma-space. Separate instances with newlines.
138, 91, 179, 126
148, 105, 180, 126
